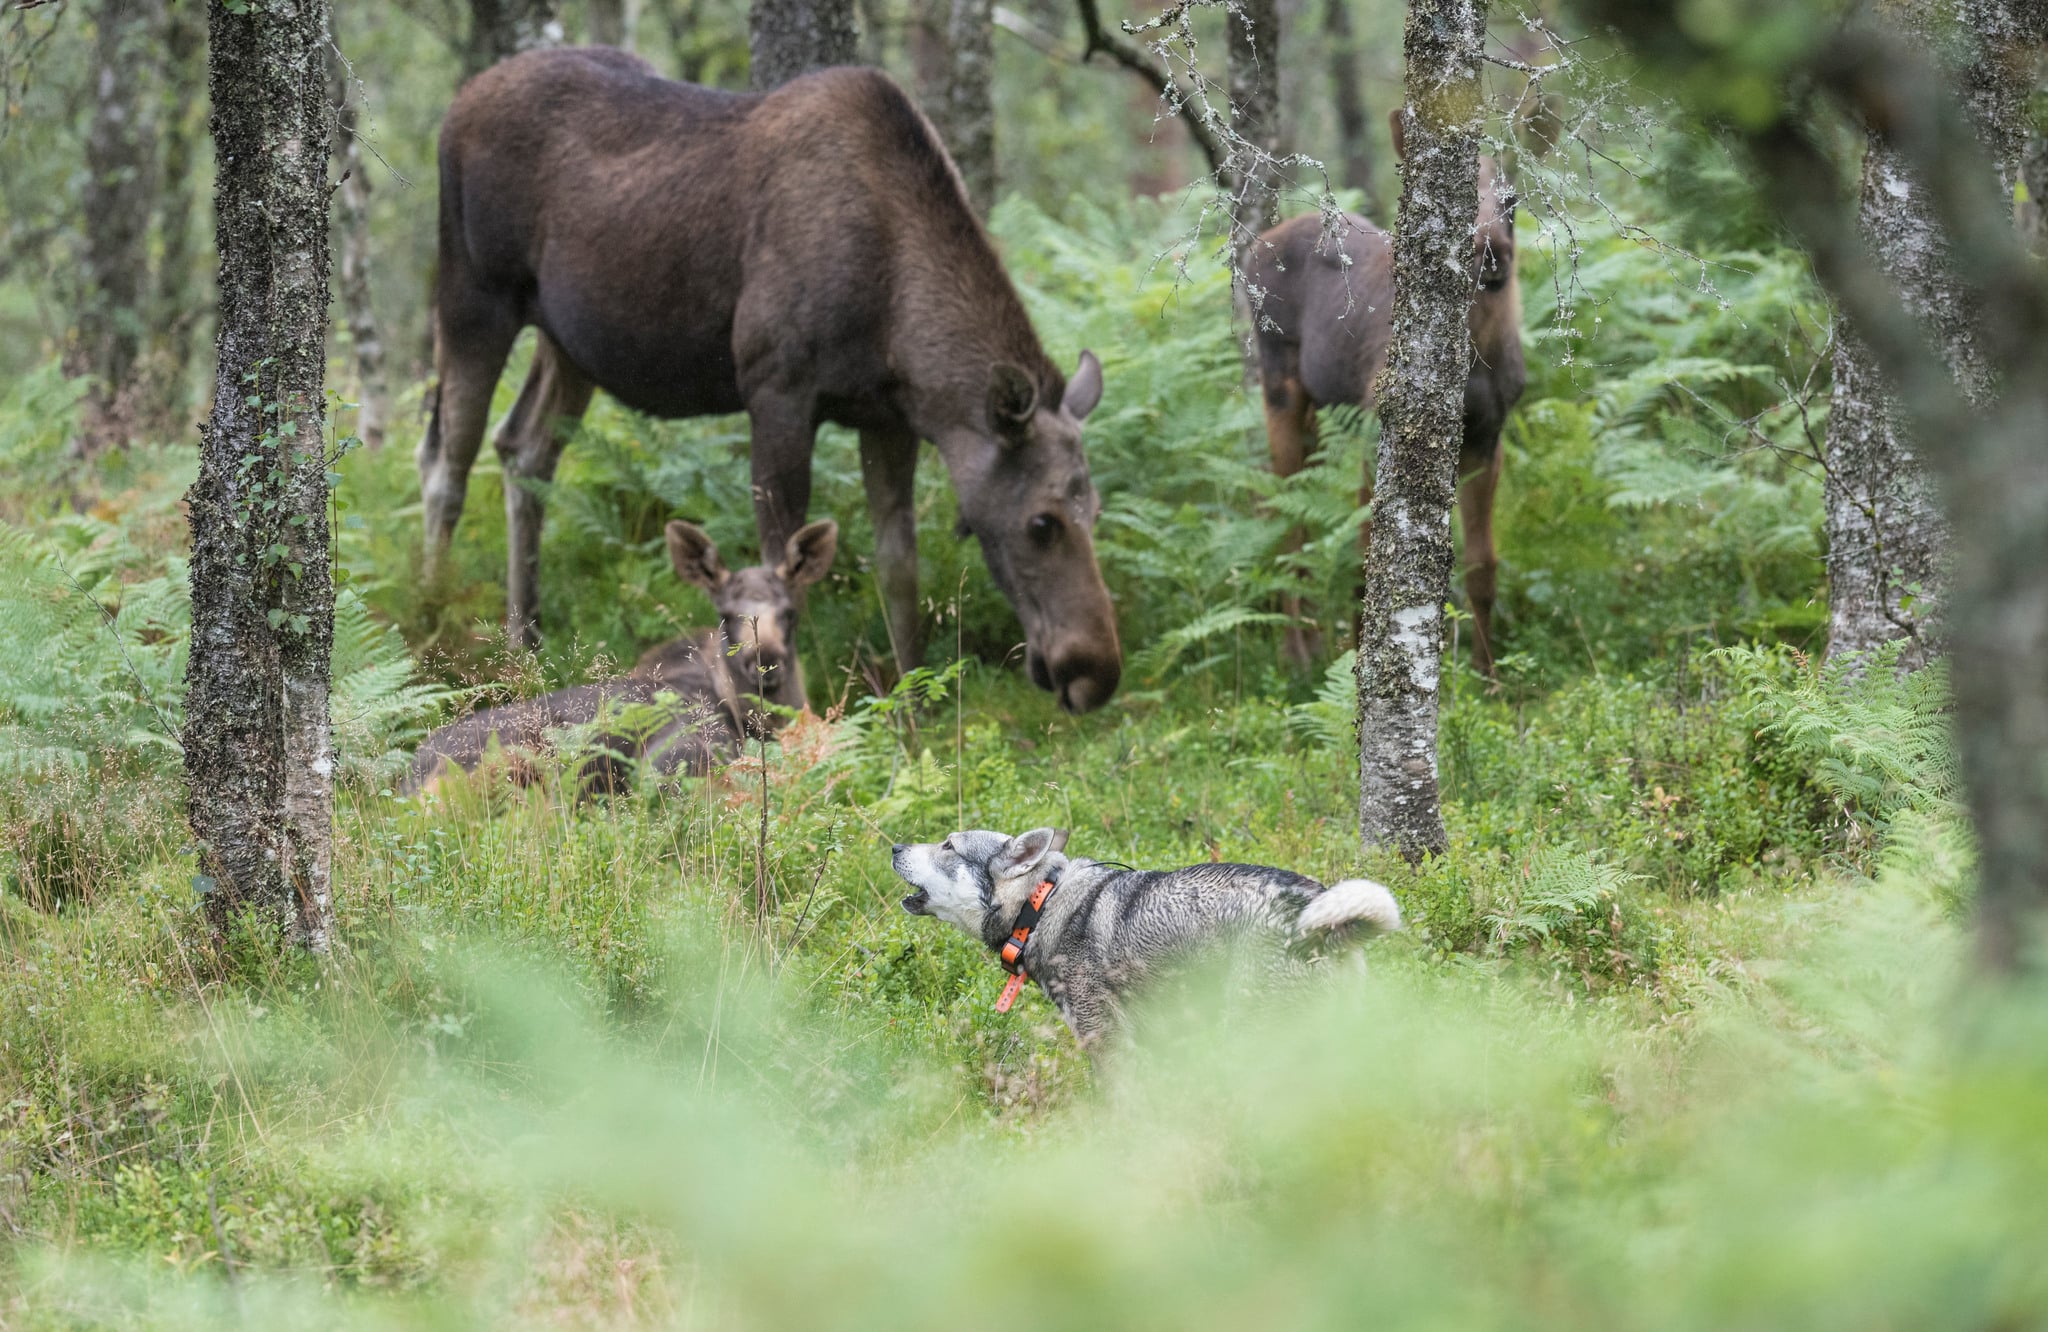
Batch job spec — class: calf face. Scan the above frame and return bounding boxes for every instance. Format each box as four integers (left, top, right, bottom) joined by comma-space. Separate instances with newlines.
662, 518, 838, 712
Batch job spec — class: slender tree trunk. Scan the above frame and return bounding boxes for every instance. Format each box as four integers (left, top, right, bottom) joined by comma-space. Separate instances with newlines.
465, 0, 561, 79
929, 0, 996, 212
330, 49, 388, 448
151, 0, 206, 423
589, 0, 640, 46
186, 0, 336, 951
1356, 0, 1485, 861
74, 0, 159, 450
1225, 0, 1282, 266
749, 0, 858, 90
1323, 0, 1375, 207
1824, 0, 2029, 668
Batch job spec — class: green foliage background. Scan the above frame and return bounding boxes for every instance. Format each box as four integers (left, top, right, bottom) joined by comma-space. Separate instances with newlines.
0, 2, 2026, 1326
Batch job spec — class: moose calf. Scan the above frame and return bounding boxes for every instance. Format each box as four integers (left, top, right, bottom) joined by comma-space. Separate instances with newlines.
404, 519, 838, 797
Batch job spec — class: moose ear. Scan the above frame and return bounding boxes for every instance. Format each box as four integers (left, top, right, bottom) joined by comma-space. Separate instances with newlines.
1388, 106, 1407, 162
778, 519, 839, 588
666, 520, 728, 592
989, 362, 1039, 434
991, 827, 1065, 882
1062, 350, 1103, 421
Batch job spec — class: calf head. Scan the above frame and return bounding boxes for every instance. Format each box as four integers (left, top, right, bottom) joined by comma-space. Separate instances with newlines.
949, 351, 1123, 715
664, 518, 838, 710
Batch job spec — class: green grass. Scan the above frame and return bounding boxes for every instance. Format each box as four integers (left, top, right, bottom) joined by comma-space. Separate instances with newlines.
1, 195, 2029, 1328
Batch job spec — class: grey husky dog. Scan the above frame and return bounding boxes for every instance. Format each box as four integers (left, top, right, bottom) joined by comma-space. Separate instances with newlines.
891, 828, 1401, 1047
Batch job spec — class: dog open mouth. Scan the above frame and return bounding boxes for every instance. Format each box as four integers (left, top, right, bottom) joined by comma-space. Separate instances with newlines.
900, 890, 930, 915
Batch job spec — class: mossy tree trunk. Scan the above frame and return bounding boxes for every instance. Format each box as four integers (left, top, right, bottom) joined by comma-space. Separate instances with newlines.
748, 0, 857, 90
1824, 0, 2033, 668
1355, 0, 1485, 862
185, 0, 336, 951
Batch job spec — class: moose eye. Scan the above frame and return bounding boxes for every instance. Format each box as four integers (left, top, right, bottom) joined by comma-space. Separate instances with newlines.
1027, 513, 1063, 546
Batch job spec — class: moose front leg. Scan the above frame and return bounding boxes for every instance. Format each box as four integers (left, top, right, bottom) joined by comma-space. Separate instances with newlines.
497, 334, 594, 649
1457, 444, 1505, 677
860, 426, 924, 673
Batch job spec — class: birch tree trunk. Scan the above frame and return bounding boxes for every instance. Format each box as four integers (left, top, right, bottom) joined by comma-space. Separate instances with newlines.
1824, 0, 2031, 668
464, 0, 561, 79
185, 0, 336, 951
331, 49, 388, 449
151, 0, 206, 420
1355, 0, 1484, 861
74, 0, 159, 450
749, 0, 858, 90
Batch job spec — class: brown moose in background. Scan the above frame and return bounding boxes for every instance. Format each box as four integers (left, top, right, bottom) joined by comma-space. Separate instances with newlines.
419, 49, 1121, 713
1248, 110, 1526, 672
403, 519, 838, 798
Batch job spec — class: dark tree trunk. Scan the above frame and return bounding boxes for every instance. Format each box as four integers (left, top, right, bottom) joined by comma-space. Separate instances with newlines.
1323, 0, 1375, 206
921, 0, 995, 213
1225, 0, 1282, 268
748, 0, 858, 90
151, 0, 206, 422
1824, 0, 2030, 668
186, 0, 336, 951
465, 0, 561, 79
74, 0, 159, 449
1566, 0, 2048, 973
1355, 0, 1485, 861
330, 47, 388, 448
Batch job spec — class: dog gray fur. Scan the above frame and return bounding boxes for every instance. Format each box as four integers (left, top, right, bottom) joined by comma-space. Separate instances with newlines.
891, 828, 1401, 1048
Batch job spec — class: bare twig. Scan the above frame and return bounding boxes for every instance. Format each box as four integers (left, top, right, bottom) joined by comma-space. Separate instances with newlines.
1073, 0, 1225, 173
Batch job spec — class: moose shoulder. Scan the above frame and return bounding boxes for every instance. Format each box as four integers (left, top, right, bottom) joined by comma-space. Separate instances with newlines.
1248, 109, 1525, 672
420, 49, 1121, 712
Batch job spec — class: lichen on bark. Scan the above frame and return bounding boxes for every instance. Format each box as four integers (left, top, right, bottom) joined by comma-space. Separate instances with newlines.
185, 0, 337, 951
1355, 0, 1485, 861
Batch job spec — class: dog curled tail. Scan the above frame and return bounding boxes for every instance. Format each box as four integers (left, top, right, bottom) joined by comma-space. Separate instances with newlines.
1293, 879, 1403, 946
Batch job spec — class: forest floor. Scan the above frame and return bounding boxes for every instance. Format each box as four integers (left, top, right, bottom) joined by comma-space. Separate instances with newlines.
1, 200, 2037, 1327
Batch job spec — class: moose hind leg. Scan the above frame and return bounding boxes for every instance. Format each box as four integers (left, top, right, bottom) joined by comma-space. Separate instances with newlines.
1262, 373, 1323, 665
860, 427, 924, 674
1458, 444, 1505, 677
419, 305, 518, 583
497, 333, 595, 649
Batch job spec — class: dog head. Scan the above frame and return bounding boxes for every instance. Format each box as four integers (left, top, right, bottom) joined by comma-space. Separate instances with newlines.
891, 827, 1071, 937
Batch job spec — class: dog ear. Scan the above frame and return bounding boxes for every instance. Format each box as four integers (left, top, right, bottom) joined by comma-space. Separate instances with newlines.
993, 827, 1062, 881
1049, 828, 1070, 853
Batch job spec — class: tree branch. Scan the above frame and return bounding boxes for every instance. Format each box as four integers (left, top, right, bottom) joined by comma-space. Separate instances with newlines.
1072, 0, 1225, 174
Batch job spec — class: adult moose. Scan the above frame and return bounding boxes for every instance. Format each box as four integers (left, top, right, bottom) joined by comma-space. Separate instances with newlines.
420, 49, 1121, 712
1249, 110, 1524, 672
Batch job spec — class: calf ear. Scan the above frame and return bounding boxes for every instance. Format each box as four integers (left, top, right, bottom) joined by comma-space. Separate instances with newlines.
1388, 106, 1407, 162
666, 520, 729, 592
992, 827, 1066, 882
778, 520, 839, 587
989, 362, 1038, 434
1062, 350, 1103, 421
